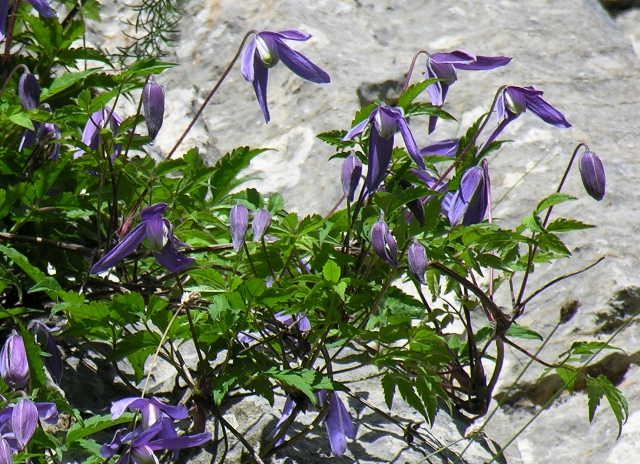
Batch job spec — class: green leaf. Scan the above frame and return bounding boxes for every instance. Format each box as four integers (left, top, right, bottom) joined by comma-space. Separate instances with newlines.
41, 68, 101, 99
322, 260, 341, 283
506, 324, 543, 341
396, 377, 427, 420
397, 79, 437, 108
265, 368, 329, 405
351, 103, 377, 127
586, 375, 628, 437
317, 130, 347, 146
156, 158, 188, 176
586, 375, 603, 423
212, 373, 239, 406
267, 193, 285, 214
546, 218, 595, 233
521, 213, 544, 233
18, 320, 47, 389
415, 377, 438, 425
404, 103, 456, 120
8, 112, 35, 130
555, 366, 578, 394
535, 193, 576, 213
381, 374, 396, 410
66, 413, 134, 445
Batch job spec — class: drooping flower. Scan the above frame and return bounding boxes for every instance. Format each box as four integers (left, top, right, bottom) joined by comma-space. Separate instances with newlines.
252, 208, 272, 242
28, 321, 63, 384
91, 203, 194, 274
241, 30, 330, 123
407, 239, 428, 285
446, 163, 490, 226
480, 85, 571, 152
11, 399, 37, 449
371, 216, 398, 266
74, 108, 123, 159
230, 202, 249, 252
111, 397, 189, 430
142, 74, 165, 142
18, 72, 40, 110
424, 51, 511, 132
0, 333, 29, 389
579, 149, 605, 201
343, 104, 424, 192
341, 152, 363, 202
317, 390, 356, 456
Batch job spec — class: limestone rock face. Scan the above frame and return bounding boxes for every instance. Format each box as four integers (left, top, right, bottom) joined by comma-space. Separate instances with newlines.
85, 0, 640, 462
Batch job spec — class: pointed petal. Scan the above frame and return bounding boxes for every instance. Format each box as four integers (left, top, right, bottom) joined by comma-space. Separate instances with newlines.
252, 55, 270, 123
147, 432, 212, 451
429, 51, 476, 65
343, 115, 371, 141
153, 241, 194, 273
0, 0, 9, 41
479, 119, 511, 154
396, 116, 425, 170
111, 397, 139, 419
274, 30, 311, 41
151, 397, 189, 420
241, 37, 257, 82
12, 399, 37, 449
139, 203, 168, 220
28, 321, 63, 384
324, 392, 347, 456
18, 72, 40, 110
91, 223, 148, 274
365, 125, 394, 192
334, 393, 356, 439
27, 0, 55, 18
276, 40, 330, 84
525, 94, 571, 128
230, 202, 249, 252
35, 402, 58, 424
271, 396, 296, 446
341, 153, 362, 202
455, 55, 512, 71
419, 138, 459, 157
130, 444, 159, 464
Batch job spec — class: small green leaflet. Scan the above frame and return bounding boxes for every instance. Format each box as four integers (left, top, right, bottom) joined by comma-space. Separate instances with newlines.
323, 260, 341, 283
586, 374, 628, 438
535, 193, 576, 213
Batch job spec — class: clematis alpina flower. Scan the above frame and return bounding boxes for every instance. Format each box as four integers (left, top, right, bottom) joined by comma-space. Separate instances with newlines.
407, 239, 428, 285
317, 390, 356, 456
28, 321, 62, 384
242, 30, 330, 123
341, 152, 362, 202
481, 85, 571, 152
579, 150, 605, 201
343, 104, 424, 192
91, 203, 194, 274
111, 397, 188, 430
371, 216, 398, 266
446, 163, 490, 226
74, 108, 123, 159
252, 208, 272, 242
142, 74, 165, 142
425, 51, 511, 133
230, 202, 249, 252
12, 399, 37, 449
0, 333, 29, 389
18, 72, 40, 110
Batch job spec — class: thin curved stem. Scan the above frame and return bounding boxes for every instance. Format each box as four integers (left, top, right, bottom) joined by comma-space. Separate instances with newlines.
402, 50, 430, 93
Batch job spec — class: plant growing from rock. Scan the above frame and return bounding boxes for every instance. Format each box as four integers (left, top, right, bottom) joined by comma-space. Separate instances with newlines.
0, 3, 627, 463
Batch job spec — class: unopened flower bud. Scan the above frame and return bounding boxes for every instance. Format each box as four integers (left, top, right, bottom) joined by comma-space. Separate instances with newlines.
0, 333, 29, 388
341, 153, 362, 202
579, 150, 605, 201
28, 320, 63, 384
230, 202, 248, 252
0, 436, 12, 464
142, 74, 165, 142
252, 208, 272, 242
371, 217, 398, 266
407, 240, 428, 285
18, 72, 40, 110
12, 398, 37, 449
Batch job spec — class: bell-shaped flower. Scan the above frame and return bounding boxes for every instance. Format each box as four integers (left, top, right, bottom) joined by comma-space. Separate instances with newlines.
481, 85, 571, 152
242, 30, 330, 123
317, 390, 356, 456
579, 150, 605, 201
74, 108, 123, 159
371, 216, 398, 266
407, 239, 428, 285
11, 399, 37, 449
425, 51, 511, 132
28, 321, 63, 384
18, 72, 40, 110
446, 163, 490, 226
230, 202, 249, 252
142, 74, 165, 142
91, 203, 194, 274
111, 397, 189, 431
343, 104, 424, 192
19, 105, 61, 161
252, 208, 272, 242
0, 333, 29, 389
341, 152, 362, 202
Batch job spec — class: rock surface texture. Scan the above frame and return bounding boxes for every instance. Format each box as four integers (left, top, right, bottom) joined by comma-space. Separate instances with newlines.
85, 0, 640, 462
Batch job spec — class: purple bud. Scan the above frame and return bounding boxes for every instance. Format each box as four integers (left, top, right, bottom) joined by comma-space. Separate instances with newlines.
0, 436, 12, 464
371, 217, 398, 266
230, 202, 248, 252
0, 333, 29, 389
252, 208, 272, 242
579, 150, 605, 201
28, 321, 63, 384
341, 153, 362, 202
142, 74, 165, 142
131, 445, 158, 464
407, 240, 428, 285
12, 398, 38, 449
18, 72, 40, 110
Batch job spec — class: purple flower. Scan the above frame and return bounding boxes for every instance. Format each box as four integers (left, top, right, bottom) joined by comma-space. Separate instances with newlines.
371, 216, 398, 266
0, 333, 29, 389
0, 436, 11, 464
446, 163, 490, 226
579, 150, 605, 201
91, 203, 194, 274
0, 1, 54, 41
238, 311, 310, 345
407, 240, 428, 285
252, 208, 272, 242
28, 321, 63, 384
230, 202, 249, 252
343, 105, 424, 192
317, 390, 355, 456
241, 30, 330, 123
481, 85, 571, 151
142, 74, 165, 142
419, 138, 459, 158
425, 51, 511, 133
341, 152, 363, 202
0, 399, 57, 452
111, 397, 189, 430
18, 72, 40, 110
74, 108, 123, 159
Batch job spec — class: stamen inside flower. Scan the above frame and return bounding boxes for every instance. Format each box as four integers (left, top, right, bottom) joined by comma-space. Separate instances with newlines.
146, 218, 169, 252
255, 35, 280, 68
504, 88, 527, 116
